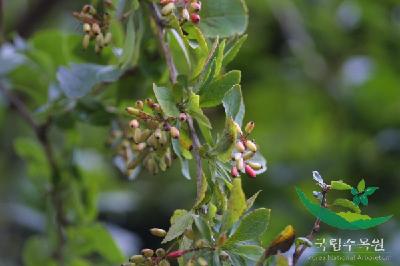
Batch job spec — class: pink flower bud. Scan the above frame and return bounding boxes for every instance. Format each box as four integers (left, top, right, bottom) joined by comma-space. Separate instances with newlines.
245, 164, 256, 178
166, 250, 187, 259
190, 13, 200, 24
231, 166, 239, 177
191, 2, 201, 11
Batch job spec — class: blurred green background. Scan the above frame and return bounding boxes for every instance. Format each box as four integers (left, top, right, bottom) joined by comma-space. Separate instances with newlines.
0, 0, 399, 265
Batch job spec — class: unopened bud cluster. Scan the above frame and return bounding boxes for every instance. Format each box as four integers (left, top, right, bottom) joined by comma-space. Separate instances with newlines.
123, 98, 181, 174
73, 3, 113, 53
159, 0, 202, 24
231, 121, 262, 178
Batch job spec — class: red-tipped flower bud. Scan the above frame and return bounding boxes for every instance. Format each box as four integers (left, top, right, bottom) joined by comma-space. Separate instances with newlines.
166, 250, 187, 259
235, 141, 245, 153
245, 121, 255, 134
129, 119, 139, 128
245, 164, 257, 178
190, 13, 200, 24
191, 1, 201, 11
179, 113, 187, 122
126, 107, 140, 116
231, 166, 239, 177
170, 126, 180, 139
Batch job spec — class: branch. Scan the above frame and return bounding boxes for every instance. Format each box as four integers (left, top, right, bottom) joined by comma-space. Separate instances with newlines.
187, 115, 204, 204
292, 187, 329, 265
0, 85, 65, 262
148, 2, 178, 85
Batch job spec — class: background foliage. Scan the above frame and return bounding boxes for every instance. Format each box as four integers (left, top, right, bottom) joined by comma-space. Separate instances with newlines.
0, 0, 400, 265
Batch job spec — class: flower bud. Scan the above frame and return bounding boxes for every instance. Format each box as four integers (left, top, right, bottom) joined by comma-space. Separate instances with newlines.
190, 13, 200, 24
129, 255, 145, 263
247, 161, 262, 170
145, 98, 154, 107
82, 34, 90, 49
159, 131, 168, 146
170, 126, 180, 139
191, 1, 201, 11
92, 23, 101, 35
147, 134, 159, 148
245, 164, 257, 178
133, 128, 142, 143
104, 32, 112, 46
179, 113, 187, 122
133, 142, 146, 151
154, 128, 162, 140
233, 121, 242, 135
235, 141, 245, 153
231, 166, 239, 177
184, 229, 195, 240
129, 119, 139, 128
236, 157, 244, 172
182, 8, 190, 21
245, 121, 255, 134
150, 228, 167, 237
243, 150, 255, 160
83, 23, 91, 33
155, 248, 166, 257
233, 152, 242, 161
141, 248, 154, 257
246, 140, 257, 152
135, 100, 144, 110
152, 103, 162, 112
94, 43, 101, 53
95, 33, 104, 47
195, 239, 207, 248
186, 259, 195, 266
126, 107, 140, 116
161, 2, 175, 16
166, 250, 187, 259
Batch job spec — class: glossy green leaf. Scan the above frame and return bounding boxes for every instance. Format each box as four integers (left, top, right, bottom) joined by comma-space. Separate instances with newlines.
172, 138, 191, 180
162, 210, 194, 243
246, 190, 262, 210
22, 236, 56, 266
194, 173, 208, 208
332, 198, 361, 214
210, 118, 238, 162
228, 244, 264, 261
225, 208, 270, 246
153, 83, 180, 117
199, 0, 249, 38
223, 35, 248, 67
296, 187, 392, 230
337, 211, 371, 222
357, 179, 366, 193
330, 180, 352, 190
221, 178, 247, 232
187, 93, 212, 128
364, 187, 379, 196
223, 85, 245, 126
360, 194, 369, 206
57, 63, 122, 99
200, 70, 241, 108
193, 215, 213, 242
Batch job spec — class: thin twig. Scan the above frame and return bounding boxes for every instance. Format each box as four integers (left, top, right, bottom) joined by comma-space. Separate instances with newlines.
187, 115, 203, 204
0, 85, 65, 263
292, 188, 329, 265
148, 2, 178, 85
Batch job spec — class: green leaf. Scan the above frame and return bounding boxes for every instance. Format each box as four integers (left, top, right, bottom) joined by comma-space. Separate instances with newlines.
223, 35, 248, 67
162, 210, 194, 243
193, 215, 213, 242
330, 180, 352, 190
353, 195, 361, 206
223, 85, 245, 126
14, 137, 50, 183
172, 138, 191, 180
357, 179, 366, 193
153, 83, 180, 117
199, 0, 249, 38
194, 173, 208, 208
296, 187, 392, 230
168, 28, 191, 75
246, 190, 262, 210
57, 63, 122, 99
210, 118, 238, 162
187, 93, 212, 128
351, 187, 359, 195
200, 70, 241, 107
337, 211, 371, 222
360, 194, 369, 206
22, 236, 57, 266
227, 244, 264, 261
214, 40, 226, 77
225, 208, 270, 246
332, 198, 361, 214
66, 223, 124, 264
119, 10, 143, 69
221, 178, 247, 232
364, 187, 379, 196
